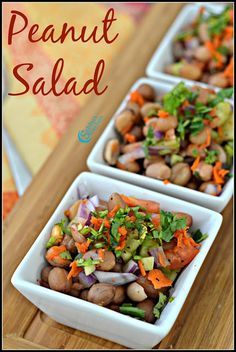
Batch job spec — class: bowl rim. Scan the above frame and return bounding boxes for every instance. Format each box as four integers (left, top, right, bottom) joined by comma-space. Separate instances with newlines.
87, 77, 234, 208
11, 171, 223, 336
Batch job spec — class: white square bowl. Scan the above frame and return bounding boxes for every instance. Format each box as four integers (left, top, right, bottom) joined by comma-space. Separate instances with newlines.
11, 172, 223, 349
146, 3, 229, 90
87, 77, 233, 212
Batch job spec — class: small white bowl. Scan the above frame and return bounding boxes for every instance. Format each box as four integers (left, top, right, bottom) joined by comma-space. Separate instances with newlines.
146, 3, 229, 90
12, 172, 222, 349
87, 77, 233, 212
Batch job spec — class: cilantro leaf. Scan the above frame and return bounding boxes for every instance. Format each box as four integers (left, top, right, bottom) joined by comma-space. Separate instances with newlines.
155, 210, 187, 243
153, 292, 167, 318
56, 219, 72, 236
191, 229, 208, 243
59, 251, 72, 260
205, 149, 219, 164
163, 82, 192, 115
209, 88, 233, 107
45, 236, 56, 249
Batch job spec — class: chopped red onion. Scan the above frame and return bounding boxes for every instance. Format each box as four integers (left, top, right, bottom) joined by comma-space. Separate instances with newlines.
89, 195, 100, 208
185, 37, 199, 50
94, 271, 137, 286
154, 130, 164, 140
118, 148, 145, 164
70, 224, 86, 243
77, 182, 90, 199
78, 271, 97, 288
123, 260, 139, 274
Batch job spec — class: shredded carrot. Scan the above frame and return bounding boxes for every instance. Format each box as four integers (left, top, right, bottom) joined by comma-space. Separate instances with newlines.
130, 91, 144, 107
182, 100, 190, 107
229, 9, 234, 24
205, 40, 224, 67
118, 226, 128, 237
218, 126, 223, 138
124, 133, 136, 143
191, 156, 200, 172
115, 240, 126, 251
104, 230, 111, 245
200, 128, 211, 149
98, 249, 105, 260
174, 229, 199, 249
120, 194, 160, 213
67, 261, 83, 280
147, 269, 173, 289
224, 26, 233, 40
223, 57, 233, 85
75, 239, 91, 254
158, 110, 169, 118
213, 161, 229, 184
138, 260, 146, 277
46, 245, 67, 260
213, 34, 221, 49
163, 179, 170, 185
108, 205, 120, 218
144, 116, 149, 123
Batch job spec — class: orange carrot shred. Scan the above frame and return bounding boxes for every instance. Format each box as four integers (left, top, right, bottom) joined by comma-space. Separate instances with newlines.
108, 205, 120, 218
218, 126, 223, 138
191, 156, 200, 172
147, 269, 173, 289
124, 133, 136, 143
138, 260, 146, 277
144, 116, 149, 123
118, 226, 127, 237
213, 161, 229, 185
115, 240, 126, 251
46, 245, 67, 260
75, 239, 91, 254
163, 179, 170, 185
98, 249, 105, 260
158, 110, 169, 118
67, 261, 83, 280
130, 91, 145, 107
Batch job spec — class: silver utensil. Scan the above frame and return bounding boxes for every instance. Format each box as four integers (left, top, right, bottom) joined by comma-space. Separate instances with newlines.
2, 59, 32, 196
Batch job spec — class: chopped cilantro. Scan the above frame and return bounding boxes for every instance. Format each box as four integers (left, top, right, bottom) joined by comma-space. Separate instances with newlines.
169, 296, 175, 303
154, 210, 187, 243
191, 229, 208, 243
56, 219, 72, 236
163, 82, 192, 115
59, 251, 72, 260
209, 88, 233, 107
205, 149, 219, 164
45, 236, 56, 249
153, 292, 167, 318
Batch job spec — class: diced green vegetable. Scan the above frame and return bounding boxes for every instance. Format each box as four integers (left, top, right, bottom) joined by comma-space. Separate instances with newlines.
221, 116, 233, 141
224, 141, 233, 165
170, 154, 184, 166
45, 236, 56, 249
161, 267, 179, 281
153, 292, 167, 319
139, 238, 158, 257
84, 264, 96, 276
119, 305, 145, 319
141, 257, 154, 271
121, 250, 132, 263
163, 82, 192, 115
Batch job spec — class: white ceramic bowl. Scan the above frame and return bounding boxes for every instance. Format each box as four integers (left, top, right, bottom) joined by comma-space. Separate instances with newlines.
87, 77, 233, 212
146, 3, 229, 90
11, 172, 222, 349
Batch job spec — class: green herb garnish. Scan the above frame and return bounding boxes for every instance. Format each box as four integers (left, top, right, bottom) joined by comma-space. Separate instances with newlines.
191, 229, 208, 243
153, 292, 167, 318
205, 149, 219, 164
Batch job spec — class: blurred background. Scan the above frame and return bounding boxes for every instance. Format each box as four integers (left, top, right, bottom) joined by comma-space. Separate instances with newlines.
2, 2, 151, 219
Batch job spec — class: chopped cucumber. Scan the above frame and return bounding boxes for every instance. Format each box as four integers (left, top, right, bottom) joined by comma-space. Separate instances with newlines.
161, 267, 179, 281
125, 238, 141, 252
121, 250, 132, 263
139, 238, 158, 257
141, 257, 154, 271
84, 265, 96, 276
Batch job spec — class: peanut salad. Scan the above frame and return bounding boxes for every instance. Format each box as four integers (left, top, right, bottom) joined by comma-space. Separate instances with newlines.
40, 190, 207, 324
165, 5, 233, 87
104, 82, 233, 196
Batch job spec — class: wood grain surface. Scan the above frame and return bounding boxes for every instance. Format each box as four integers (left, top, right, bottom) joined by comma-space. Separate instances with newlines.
3, 3, 233, 350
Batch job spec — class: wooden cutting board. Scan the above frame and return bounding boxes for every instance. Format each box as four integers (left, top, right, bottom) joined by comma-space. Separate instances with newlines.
3, 3, 233, 350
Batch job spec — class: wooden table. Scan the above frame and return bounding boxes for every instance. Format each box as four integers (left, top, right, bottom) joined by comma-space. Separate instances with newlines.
3, 3, 233, 350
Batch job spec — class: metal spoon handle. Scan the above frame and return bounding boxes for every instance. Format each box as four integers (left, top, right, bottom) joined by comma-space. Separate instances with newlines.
3, 125, 32, 196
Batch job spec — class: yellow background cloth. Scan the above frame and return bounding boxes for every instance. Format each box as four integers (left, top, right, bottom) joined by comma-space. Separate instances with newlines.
2, 2, 150, 219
